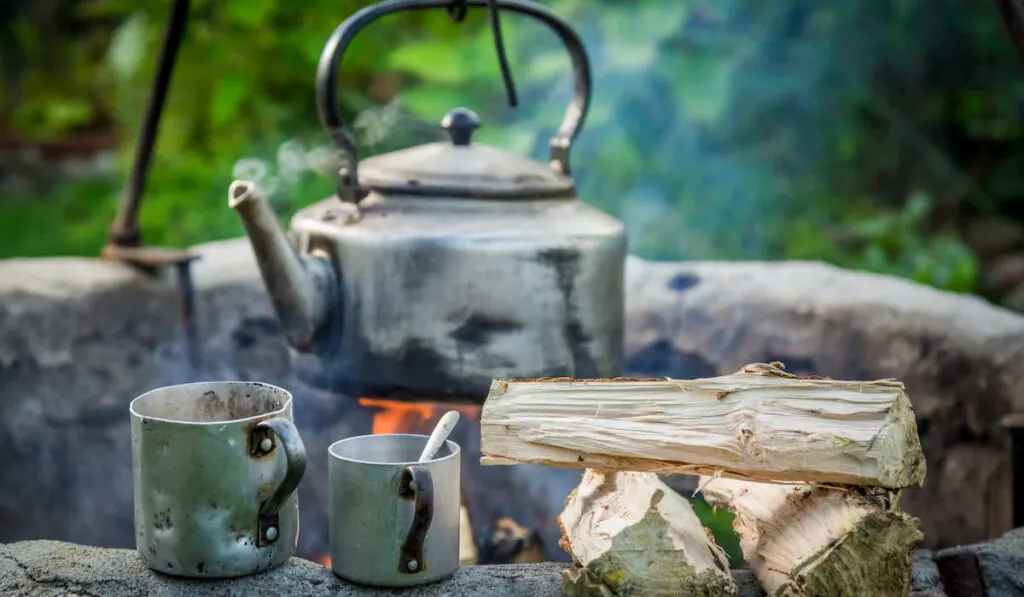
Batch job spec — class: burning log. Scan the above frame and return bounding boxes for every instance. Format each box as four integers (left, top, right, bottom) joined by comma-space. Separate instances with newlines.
480, 362, 926, 489
558, 470, 736, 597
699, 476, 922, 596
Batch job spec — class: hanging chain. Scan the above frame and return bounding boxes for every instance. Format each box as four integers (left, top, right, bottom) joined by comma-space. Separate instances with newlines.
447, 0, 518, 108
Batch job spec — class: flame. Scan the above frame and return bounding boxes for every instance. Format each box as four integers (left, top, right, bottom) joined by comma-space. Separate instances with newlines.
316, 554, 331, 567
358, 398, 480, 435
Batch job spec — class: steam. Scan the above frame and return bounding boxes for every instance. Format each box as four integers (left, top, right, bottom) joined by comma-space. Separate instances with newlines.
230, 98, 413, 199
231, 140, 339, 198
351, 98, 408, 151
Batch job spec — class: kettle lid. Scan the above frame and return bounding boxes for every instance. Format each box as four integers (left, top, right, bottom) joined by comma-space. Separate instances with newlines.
357, 107, 576, 199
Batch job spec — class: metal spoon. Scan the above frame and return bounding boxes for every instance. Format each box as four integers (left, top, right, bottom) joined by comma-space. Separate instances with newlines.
418, 411, 460, 462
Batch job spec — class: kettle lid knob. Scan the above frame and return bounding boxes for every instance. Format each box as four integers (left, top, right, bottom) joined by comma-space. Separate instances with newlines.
441, 107, 481, 146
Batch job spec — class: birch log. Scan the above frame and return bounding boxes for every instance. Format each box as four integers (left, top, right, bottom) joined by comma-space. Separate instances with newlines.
480, 362, 926, 488
558, 470, 736, 597
700, 476, 922, 596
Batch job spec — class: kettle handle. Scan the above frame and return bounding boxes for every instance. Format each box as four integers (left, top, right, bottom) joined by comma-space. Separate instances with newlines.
315, 0, 592, 203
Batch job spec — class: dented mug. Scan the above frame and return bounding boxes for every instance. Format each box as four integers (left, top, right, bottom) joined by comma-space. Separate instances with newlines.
130, 381, 307, 578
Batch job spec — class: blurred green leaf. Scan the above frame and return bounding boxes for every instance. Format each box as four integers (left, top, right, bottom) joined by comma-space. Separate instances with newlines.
667, 50, 737, 124
211, 74, 250, 127
387, 41, 473, 85
395, 86, 468, 122
221, 0, 276, 27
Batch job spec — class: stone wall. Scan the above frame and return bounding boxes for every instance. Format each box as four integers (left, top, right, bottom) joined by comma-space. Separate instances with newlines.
1, 238, 1023, 554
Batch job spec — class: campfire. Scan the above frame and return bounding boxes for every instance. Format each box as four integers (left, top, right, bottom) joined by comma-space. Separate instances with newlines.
357, 398, 481, 436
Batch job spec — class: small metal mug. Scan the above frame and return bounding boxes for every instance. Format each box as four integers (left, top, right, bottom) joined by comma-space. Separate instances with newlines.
328, 434, 461, 587
130, 381, 307, 578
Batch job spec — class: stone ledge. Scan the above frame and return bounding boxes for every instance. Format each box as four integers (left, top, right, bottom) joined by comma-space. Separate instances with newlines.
0, 537, 987, 596
0, 541, 565, 597
0, 540, 772, 597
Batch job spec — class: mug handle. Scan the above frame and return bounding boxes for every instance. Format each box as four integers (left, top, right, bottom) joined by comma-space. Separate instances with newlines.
250, 417, 308, 547
398, 465, 434, 574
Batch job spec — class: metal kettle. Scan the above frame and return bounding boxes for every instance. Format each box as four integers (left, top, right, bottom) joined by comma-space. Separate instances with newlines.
229, 0, 626, 402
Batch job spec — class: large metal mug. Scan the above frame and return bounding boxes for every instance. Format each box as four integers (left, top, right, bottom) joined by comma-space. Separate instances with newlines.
130, 381, 307, 578
328, 434, 461, 586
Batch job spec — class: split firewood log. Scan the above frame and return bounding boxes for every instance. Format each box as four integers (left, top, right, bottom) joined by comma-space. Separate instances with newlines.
700, 475, 923, 597
481, 362, 926, 489
558, 469, 736, 597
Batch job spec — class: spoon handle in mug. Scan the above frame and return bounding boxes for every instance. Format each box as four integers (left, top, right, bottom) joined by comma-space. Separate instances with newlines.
418, 411, 459, 463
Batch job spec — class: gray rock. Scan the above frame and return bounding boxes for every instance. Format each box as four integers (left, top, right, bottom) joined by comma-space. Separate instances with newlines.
0, 257, 178, 547
936, 527, 1024, 596
912, 550, 942, 592
625, 259, 1024, 548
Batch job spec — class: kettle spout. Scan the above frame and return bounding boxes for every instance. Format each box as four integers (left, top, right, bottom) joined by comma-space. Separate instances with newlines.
229, 180, 334, 352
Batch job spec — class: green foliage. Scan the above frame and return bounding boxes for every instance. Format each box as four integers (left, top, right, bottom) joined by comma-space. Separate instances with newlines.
690, 495, 744, 569
0, 0, 1015, 299
778, 192, 979, 292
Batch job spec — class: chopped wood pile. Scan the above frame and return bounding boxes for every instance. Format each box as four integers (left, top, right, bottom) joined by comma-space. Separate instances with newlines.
480, 362, 928, 597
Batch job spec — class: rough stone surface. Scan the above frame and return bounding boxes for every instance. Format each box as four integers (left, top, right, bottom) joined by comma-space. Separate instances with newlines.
2, 238, 1024, 557
625, 259, 1024, 548
0, 540, 979, 596
0, 258, 177, 546
911, 550, 943, 593
0, 540, 565, 597
936, 527, 1024, 596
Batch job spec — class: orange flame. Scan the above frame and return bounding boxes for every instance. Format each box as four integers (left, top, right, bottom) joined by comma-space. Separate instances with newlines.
316, 553, 331, 567
357, 398, 480, 435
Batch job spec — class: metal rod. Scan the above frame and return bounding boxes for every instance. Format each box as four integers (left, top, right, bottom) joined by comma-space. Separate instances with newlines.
995, 0, 1024, 70
174, 259, 201, 378
107, 0, 191, 247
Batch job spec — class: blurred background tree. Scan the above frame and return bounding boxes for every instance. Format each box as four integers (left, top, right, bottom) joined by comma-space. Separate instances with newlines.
1, 0, 1022, 304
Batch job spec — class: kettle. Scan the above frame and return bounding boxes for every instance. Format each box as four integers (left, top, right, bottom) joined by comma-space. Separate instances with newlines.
230, 0, 626, 402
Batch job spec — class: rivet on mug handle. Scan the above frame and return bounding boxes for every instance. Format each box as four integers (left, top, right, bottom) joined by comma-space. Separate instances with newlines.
398, 465, 434, 574
250, 417, 308, 547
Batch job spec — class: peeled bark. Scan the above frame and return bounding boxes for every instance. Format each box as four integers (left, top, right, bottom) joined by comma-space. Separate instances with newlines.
558, 470, 736, 597
481, 362, 926, 489
700, 476, 922, 597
